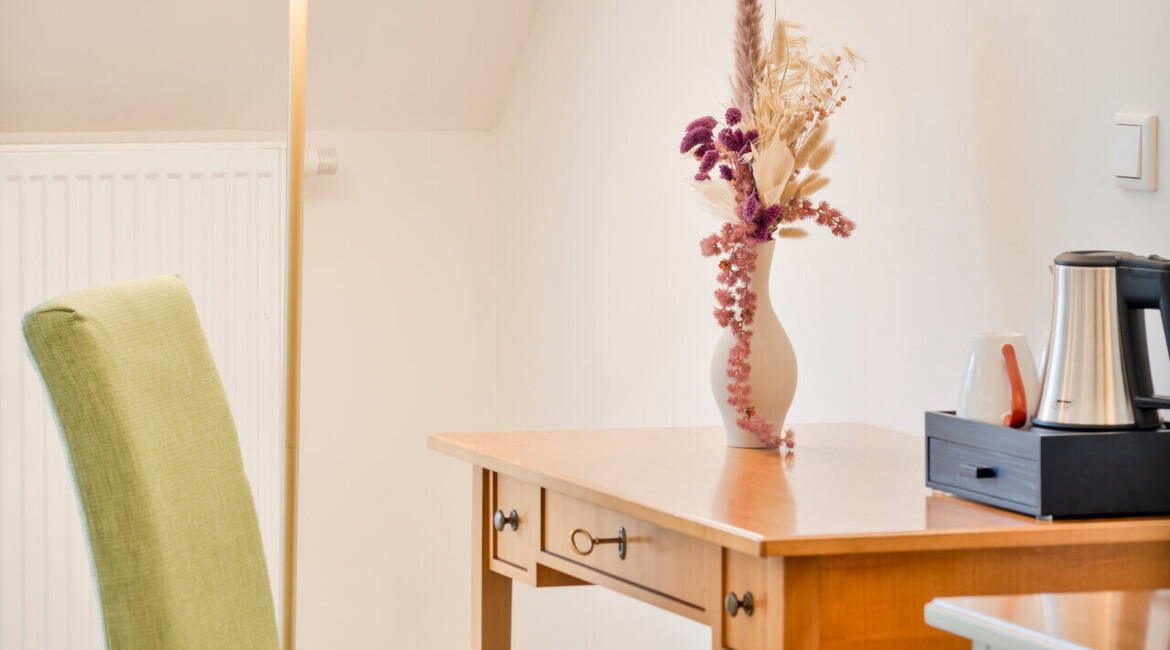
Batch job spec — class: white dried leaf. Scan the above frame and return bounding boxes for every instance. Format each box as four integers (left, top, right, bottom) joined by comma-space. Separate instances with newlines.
752, 132, 795, 207
690, 179, 739, 222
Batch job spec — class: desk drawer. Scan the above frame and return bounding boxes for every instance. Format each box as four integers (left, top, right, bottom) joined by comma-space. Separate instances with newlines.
722, 550, 767, 650
928, 438, 1038, 508
542, 491, 708, 608
491, 473, 539, 576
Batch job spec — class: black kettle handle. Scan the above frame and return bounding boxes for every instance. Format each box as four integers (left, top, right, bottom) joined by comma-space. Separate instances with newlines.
1117, 262, 1170, 425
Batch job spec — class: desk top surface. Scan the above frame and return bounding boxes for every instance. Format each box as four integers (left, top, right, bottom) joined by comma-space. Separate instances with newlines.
926, 590, 1170, 649
428, 423, 1170, 556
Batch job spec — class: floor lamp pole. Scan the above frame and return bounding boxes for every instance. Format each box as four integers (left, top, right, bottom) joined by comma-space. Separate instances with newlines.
283, 0, 307, 647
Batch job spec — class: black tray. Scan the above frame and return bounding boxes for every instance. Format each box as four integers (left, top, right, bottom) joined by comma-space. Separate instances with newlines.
925, 411, 1170, 518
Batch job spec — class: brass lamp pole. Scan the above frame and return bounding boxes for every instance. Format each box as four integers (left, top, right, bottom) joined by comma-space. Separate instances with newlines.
283, 0, 307, 647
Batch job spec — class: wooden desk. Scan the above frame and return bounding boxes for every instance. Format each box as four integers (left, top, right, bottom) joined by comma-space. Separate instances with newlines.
428, 424, 1170, 649
925, 590, 1170, 649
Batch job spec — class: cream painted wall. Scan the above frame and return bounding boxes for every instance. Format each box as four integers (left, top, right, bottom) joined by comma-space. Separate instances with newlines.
493, 0, 1170, 648
298, 130, 495, 649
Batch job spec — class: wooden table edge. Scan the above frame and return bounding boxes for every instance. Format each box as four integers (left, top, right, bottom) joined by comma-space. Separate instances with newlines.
429, 433, 1170, 557
429, 433, 768, 556
759, 520, 1170, 556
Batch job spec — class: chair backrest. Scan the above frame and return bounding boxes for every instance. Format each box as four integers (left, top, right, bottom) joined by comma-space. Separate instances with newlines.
22, 275, 279, 649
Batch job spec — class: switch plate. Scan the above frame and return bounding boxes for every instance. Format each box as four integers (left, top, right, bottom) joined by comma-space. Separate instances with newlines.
1115, 112, 1157, 191
1115, 124, 1142, 178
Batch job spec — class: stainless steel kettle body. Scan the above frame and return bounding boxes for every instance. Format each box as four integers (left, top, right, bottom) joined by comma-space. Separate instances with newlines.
1034, 251, 1170, 430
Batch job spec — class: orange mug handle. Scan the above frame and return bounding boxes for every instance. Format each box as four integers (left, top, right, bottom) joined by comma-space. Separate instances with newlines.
1001, 344, 1028, 428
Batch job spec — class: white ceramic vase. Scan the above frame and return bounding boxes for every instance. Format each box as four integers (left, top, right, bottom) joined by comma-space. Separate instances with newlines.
710, 240, 798, 448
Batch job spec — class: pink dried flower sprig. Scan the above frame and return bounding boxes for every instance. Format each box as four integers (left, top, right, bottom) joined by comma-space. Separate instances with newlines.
781, 428, 796, 452
785, 198, 856, 238
699, 221, 780, 446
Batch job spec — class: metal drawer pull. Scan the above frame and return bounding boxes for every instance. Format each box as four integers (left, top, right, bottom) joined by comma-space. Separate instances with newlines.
493, 509, 519, 532
569, 526, 627, 560
725, 591, 754, 617
959, 463, 996, 479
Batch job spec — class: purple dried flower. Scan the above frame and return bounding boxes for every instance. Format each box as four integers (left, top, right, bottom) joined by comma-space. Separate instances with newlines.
740, 191, 759, 223
716, 128, 734, 151
686, 116, 718, 132
759, 204, 782, 229
752, 222, 771, 242
694, 142, 715, 160
721, 128, 754, 154
680, 127, 713, 154
734, 131, 758, 159
697, 149, 716, 174
725, 107, 743, 126
719, 164, 734, 181
699, 150, 719, 176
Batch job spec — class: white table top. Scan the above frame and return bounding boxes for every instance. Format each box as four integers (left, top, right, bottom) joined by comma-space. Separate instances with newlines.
925, 590, 1170, 650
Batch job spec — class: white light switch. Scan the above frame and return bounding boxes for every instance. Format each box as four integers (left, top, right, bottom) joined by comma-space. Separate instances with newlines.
1115, 112, 1157, 191
1115, 124, 1142, 178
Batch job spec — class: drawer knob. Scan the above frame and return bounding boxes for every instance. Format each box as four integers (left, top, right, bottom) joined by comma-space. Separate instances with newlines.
493, 509, 519, 532
569, 526, 627, 560
720, 591, 758, 617
725, 591, 755, 618
959, 463, 996, 479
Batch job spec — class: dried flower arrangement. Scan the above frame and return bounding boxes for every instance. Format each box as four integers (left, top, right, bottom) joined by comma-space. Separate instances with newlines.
682, 0, 860, 448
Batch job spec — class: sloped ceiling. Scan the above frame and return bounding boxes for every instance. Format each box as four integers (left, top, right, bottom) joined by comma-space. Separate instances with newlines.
307, 0, 542, 131
0, 0, 541, 132
0, 0, 288, 132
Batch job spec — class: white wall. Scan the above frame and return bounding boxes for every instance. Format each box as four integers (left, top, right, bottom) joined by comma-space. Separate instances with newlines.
297, 130, 496, 649
493, 1, 1170, 648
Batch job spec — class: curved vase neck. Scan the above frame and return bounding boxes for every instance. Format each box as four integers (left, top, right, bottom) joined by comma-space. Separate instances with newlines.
749, 240, 775, 308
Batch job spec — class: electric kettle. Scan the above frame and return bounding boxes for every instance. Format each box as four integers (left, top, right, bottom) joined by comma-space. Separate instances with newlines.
1033, 251, 1170, 430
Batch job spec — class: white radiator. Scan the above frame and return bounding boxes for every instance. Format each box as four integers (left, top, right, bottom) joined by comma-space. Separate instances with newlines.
0, 143, 287, 650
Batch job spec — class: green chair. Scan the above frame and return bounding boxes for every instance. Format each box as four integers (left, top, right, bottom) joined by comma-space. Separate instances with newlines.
22, 275, 279, 649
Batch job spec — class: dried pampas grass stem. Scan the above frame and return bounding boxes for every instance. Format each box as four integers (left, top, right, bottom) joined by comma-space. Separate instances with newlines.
731, 0, 764, 120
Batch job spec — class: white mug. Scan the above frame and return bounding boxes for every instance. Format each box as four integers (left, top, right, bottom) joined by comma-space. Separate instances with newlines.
957, 332, 1041, 426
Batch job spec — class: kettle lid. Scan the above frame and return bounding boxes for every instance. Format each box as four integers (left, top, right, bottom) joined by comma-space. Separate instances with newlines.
1055, 250, 1134, 267
1055, 250, 1170, 270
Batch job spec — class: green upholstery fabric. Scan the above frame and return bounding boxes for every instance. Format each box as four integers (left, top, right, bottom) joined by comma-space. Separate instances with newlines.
22, 275, 279, 650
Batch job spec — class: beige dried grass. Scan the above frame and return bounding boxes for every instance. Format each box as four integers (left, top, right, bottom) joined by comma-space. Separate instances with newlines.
795, 173, 829, 199
808, 140, 835, 170
793, 122, 827, 168
749, 20, 859, 210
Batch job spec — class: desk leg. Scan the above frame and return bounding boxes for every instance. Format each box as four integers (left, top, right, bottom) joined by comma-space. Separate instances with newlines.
770, 556, 821, 649
718, 550, 821, 649
472, 466, 512, 650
